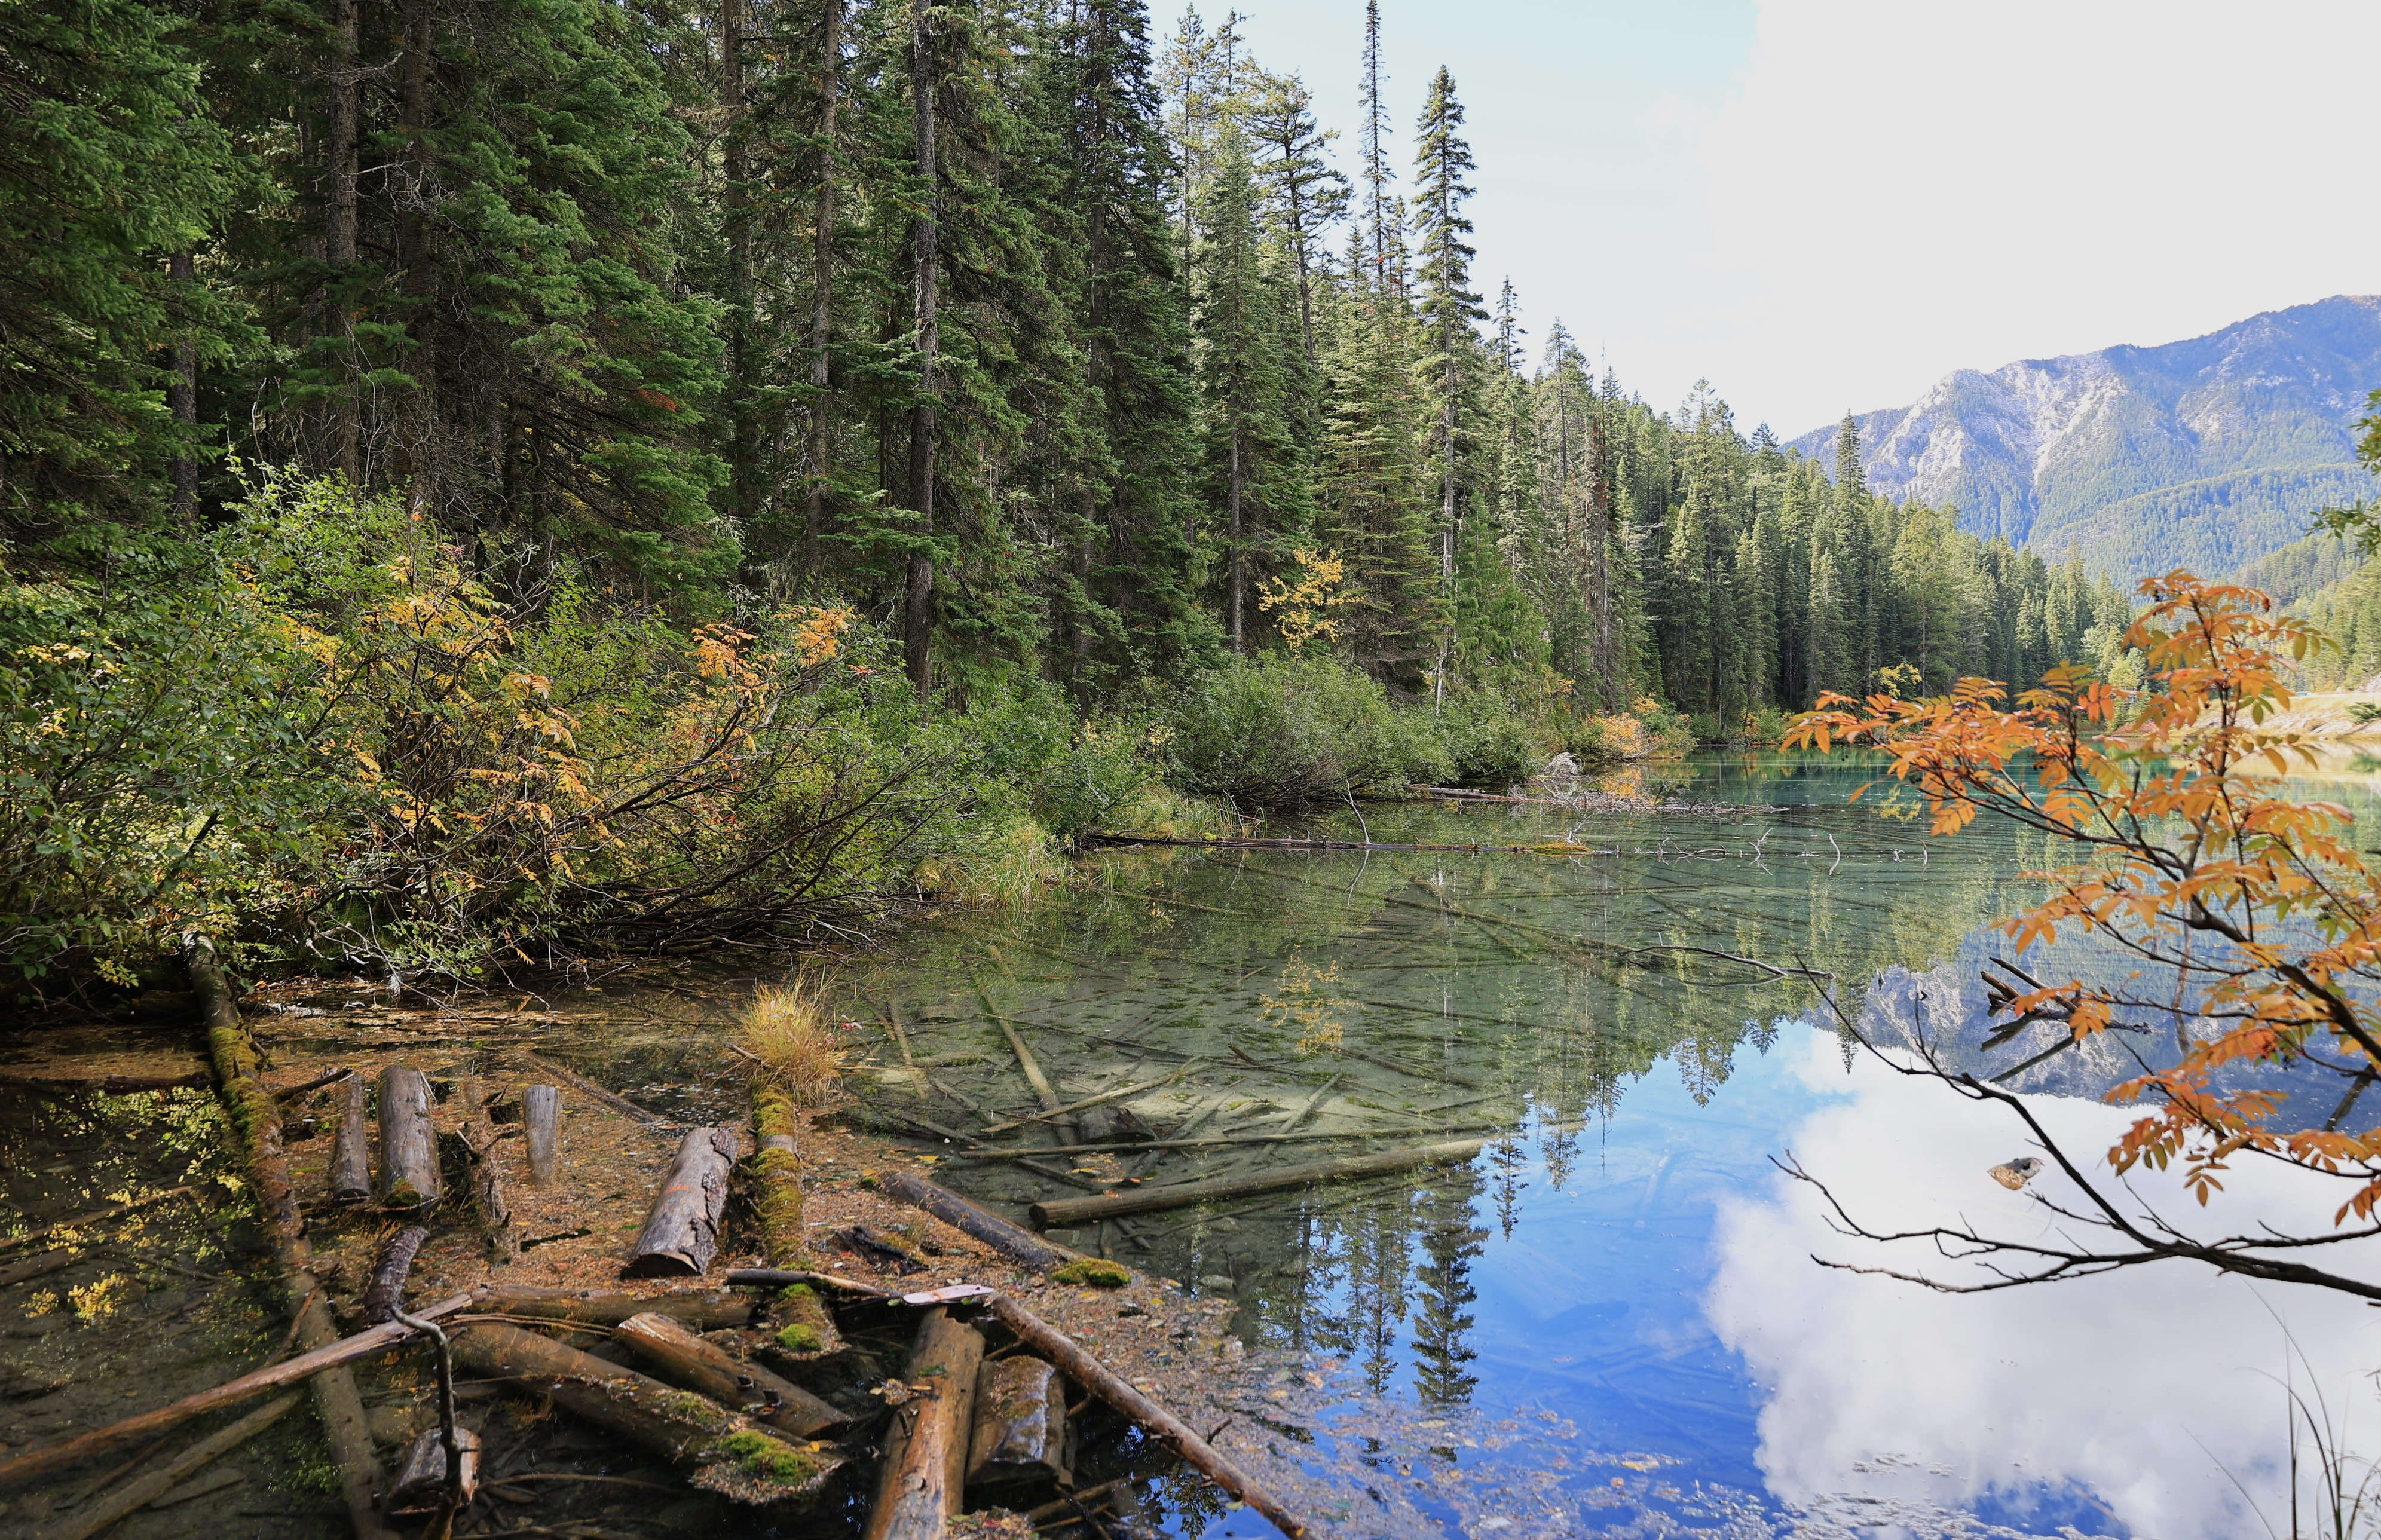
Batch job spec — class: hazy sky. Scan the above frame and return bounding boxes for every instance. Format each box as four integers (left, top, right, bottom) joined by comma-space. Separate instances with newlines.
1213, 0, 2381, 437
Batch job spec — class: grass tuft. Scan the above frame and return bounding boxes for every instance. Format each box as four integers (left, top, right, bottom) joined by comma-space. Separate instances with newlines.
742, 981, 847, 1107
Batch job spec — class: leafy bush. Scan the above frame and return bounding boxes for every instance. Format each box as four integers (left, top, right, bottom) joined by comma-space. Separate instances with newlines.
1437, 691, 1539, 787
1163, 655, 1449, 813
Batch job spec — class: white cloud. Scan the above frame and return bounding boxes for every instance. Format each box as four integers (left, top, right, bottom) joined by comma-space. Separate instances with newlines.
1708, 1034, 2381, 1539
1694, 0, 2381, 432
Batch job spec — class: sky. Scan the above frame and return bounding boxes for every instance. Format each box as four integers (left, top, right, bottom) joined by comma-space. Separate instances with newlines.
1207, 0, 2381, 438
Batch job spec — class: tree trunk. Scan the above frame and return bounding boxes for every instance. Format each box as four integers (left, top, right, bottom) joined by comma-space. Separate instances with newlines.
398, 0, 437, 521
612, 1311, 847, 1438
721, 0, 755, 528
167, 250, 197, 521
523, 1083, 561, 1185
329, 1076, 370, 1205
623, 1127, 737, 1277
376, 1066, 439, 1210
804, 0, 843, 578
325, 0, 360, 479
902, 0, 938, 698
859, 1307, 982, 1540
1228, 425, 1244, 653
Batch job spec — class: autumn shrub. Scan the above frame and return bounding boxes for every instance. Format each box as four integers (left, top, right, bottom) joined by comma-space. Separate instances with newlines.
1163, 654, 1449, 813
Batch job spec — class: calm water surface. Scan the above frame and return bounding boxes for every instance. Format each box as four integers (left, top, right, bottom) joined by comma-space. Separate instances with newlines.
847, 752, 2381, 1539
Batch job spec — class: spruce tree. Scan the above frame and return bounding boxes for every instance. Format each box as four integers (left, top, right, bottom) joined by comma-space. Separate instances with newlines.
1410, 66, 1485, 702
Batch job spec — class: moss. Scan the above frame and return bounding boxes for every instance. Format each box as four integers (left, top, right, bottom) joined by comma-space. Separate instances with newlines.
776, 1282, 815, 1303
773, 1321, 821, 1354
653, 1388, 737, 1434
1049, 1259, 1131, 1288
751, 1083, 809, 1267
718, 1428, 819, 1486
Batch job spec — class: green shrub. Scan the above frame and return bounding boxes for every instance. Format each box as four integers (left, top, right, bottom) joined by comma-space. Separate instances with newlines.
1163, 655, 1449, 813
1437, 692, 1538, 787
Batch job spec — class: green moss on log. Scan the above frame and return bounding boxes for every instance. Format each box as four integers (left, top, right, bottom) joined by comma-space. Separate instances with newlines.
1049, 1259, 1132, 1288
752, 1083, 808, 1267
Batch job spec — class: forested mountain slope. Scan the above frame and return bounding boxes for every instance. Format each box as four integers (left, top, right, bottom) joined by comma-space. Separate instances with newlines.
1790, 296, 2381, 579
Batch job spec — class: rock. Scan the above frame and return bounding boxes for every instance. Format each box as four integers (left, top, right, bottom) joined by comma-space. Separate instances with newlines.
1196, 1274, 1237, 1293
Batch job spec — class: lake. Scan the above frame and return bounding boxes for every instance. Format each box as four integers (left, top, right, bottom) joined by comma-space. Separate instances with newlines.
844, 751, 2381, 1539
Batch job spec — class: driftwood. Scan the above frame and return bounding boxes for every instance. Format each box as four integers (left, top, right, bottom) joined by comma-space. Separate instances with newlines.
974, 1063, 1198, 1137
966, 1355, 1069, 1486
473, 1286, 754, 1331
752, 1083, 807, 1267
1030, 1137, 1487, 1228
448, 1322, 838, 1504
187, 937, 389, 1540
522, 1083, 561, 1184
874, 1168, 1082, 1273
990, 1294, 1302, 1538
613, 1311, 847, 1438
375, 1066, 439, 1210
384, 1426, 481, 1516
623, 1126, 737, 1278
516, 1051, 668, 1125
0, 1290, 477, 1489
0, 1186, 198, 1255
43, 1392, 301, 1540
860, 1307, 984, 1540
329, 1077, 371, 1205
361, 1226, 430, 1326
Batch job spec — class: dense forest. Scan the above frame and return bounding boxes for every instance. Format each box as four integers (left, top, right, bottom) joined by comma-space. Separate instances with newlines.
2, 0, 2139, 988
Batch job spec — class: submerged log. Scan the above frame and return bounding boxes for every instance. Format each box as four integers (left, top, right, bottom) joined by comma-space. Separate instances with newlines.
623, 1126, 737, 1278
0, 1186, 198, 1255
989, 1294, 1302, 1539
448, 1321, 839, 1504
375, 1066, 439, 1211
517, 1050, 668, 1125
0, 1250, 76, 1290
455, 1074, 519, 1265
1029, 1138, 1488, 1228
188, 936, 389, 1540
860, 1307, 984, 1540
613, 1311, 846, 1438
0, 1291, 477, 1489
474, 1285, 754, 1331
752, 1083, 807, 1267
523, 1083, 562, 1184
974, 1062, 1198, 1137
966, 1355, 1069, 1487
45, 1392, 301, 1540
329, 1076, 371, 1205
874, 1168, 1082, 1273
360, 1225, 430, 1326
384, 1425, 481, 1517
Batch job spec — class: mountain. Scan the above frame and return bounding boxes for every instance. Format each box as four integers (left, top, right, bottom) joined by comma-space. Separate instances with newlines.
1788, 296, 2381, 580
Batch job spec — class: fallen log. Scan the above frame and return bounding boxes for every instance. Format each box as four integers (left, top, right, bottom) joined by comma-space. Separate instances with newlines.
966, 1355, 1069, 1486
874, 1168, 1082, 1273
0, 1250, 77, 1290
188, 937, 389, 1540
448, 1321, 838, 1504
329, 1077, 371, 1205
724, 1267, 893, 1298
974, 1062, 1200, 1138
752, 1083, 807, 1267
516, 1051, 668, 1126
1030, 1137, 1488, 1229
522, 1083, 561, 1185
360, 1226, 430, 1326
455, 1073, 519, 1265
1277, 1074, 1341, 1133
472, 1286, 754, 1331
613, 1311, 846, 1438
0, 1290, 476, 1489
273, 1066, 356, 1102
375, 1066, 439, 1211
623, 1126, 736, 1278
859, 1307, 984, 1540
989, 1294, 1302, 1539
0, 1186, 198, 1255
44, 1392, 301, 1540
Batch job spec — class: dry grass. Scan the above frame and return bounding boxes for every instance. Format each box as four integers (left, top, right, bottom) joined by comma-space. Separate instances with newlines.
914, 816, 1069, 910
742, 981, 849, 1106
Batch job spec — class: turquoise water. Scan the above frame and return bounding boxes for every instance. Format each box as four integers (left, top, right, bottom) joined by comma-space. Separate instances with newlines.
853, 753, 2381, 1539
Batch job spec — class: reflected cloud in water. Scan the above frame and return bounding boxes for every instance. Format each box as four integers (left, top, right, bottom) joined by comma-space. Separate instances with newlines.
1709, 1033, 2381, 1539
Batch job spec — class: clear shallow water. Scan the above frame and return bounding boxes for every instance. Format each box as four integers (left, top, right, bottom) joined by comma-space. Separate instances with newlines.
849, 752, 2381, 1539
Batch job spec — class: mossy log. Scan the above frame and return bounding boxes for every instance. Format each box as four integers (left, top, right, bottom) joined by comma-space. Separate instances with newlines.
448, 1321, 839, 1504
859, 1307, 984, 1540
187, 937, 390, 1540
764, 1281, 845, 1357
473, 1285, 755, 1331
752, 1082, 807, 1267
613, 1310, 847, 1437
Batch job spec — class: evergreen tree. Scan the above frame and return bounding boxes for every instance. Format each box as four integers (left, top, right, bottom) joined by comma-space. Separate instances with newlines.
1410, 66, 1485, 703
